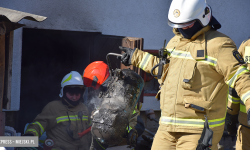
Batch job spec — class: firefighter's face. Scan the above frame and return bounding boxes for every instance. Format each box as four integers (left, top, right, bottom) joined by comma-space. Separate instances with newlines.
182, 21, 195, 30
65, 92, 81, 101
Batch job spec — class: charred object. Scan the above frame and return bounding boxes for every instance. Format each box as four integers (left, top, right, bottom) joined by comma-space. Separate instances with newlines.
91, 68, 144, 146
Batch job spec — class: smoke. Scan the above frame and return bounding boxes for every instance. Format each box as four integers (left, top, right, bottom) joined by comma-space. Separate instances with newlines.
83, 87, 103, 115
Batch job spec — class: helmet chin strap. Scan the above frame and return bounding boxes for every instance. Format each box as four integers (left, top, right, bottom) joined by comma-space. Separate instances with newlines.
178, 21, 203, 39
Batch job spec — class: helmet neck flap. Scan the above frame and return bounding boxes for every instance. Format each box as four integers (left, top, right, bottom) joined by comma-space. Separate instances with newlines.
209, 16, 221, 30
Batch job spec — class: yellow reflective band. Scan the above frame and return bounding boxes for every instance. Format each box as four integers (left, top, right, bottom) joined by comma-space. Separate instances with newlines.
168, 49, 217, 66
133, 109, 136, 114
139, 52, 153, 70
169, 50, 193, 60
160, 116, 225, 128
240, 104, 247, 113
197, 56, 217, 67
32, 121, 44, 136
96, 139, 106, 150
166, 48, 175, 56
89, 120, 92, 126
241, 91, 250, 105
62, 74, 72, 84
56, 115, 88, 123
228, 94, 240, 104
25, 129, 39, 136
126, 125, 133, 133
226, 66, 249, 88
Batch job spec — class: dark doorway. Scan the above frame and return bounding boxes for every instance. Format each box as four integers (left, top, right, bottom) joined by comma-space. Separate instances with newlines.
18, 28, 143, 133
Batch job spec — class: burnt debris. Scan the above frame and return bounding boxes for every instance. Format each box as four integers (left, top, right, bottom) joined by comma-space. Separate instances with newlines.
91, 69, 144, 146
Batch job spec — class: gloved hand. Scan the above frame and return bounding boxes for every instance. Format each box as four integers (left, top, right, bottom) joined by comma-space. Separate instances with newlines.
119, 46, 136, 66
226, 113, 238, 136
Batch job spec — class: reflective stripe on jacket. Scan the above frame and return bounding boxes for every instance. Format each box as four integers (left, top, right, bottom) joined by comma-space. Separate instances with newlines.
131, 26, 250, 133
227, 86, 241, 116
25, 100, 91, 150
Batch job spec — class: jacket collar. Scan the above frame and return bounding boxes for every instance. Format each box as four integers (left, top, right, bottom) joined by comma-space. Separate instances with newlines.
62, 98, 81, 109
173, 25, 212, 41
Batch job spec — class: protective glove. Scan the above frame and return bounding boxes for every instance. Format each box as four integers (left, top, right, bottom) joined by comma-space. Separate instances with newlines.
226, 113, 238, 136
119, 46, 136, 66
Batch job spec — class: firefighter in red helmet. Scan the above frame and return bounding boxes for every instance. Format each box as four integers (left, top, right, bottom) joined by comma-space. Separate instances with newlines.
83, 61, 110, 90
83, 61, 145, 150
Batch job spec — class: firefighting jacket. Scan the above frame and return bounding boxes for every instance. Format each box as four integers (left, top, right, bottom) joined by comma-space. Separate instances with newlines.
227, 39, 250, 128
131, 26, 250, 133
25, 99, 91, 150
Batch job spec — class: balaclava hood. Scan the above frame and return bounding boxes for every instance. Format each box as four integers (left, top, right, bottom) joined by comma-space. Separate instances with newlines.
178, 20, 203, 39
178, 16, 221, 39
62, 86, 84, 107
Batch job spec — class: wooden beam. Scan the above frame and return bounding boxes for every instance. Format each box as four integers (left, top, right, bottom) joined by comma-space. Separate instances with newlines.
0, 34, 5, 112
4, 31, 13, 110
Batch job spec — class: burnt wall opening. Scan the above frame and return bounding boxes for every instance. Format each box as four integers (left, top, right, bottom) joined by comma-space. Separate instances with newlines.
18, 28, 124, 133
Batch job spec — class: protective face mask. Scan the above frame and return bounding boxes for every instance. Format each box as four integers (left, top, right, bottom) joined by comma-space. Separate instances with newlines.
178, 21, 203, 39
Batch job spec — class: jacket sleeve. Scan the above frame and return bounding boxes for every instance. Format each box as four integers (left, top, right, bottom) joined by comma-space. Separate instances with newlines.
227, 40, 250, 115
237, 39, 250, 112
25, 103, 57, 137
227, 87, 240, 115
131, 49, 169, 78
238, 39, 250, 70
215, 38, 250, 113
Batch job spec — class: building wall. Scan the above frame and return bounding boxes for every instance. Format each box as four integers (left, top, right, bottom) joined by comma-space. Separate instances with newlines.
3, 0, 249, 49
1, 0, 250, 111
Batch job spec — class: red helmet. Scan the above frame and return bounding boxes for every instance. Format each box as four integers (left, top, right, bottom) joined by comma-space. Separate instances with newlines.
83, 61, 110, 90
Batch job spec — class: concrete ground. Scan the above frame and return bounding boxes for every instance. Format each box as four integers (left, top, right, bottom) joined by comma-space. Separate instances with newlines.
218, 131, 236, 150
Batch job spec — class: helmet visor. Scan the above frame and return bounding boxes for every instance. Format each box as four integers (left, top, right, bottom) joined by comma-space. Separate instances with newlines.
168, 20, 196, 28
64, 85, 85, 94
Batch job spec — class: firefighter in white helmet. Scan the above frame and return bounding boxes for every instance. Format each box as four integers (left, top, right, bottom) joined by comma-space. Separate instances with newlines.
119, 0, 250, 149
23, 71, 91, 150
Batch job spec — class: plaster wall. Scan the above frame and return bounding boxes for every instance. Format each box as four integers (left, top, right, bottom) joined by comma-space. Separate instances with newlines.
1, 0, 250, 110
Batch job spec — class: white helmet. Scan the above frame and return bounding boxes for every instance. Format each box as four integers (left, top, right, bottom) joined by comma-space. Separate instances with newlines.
168, 0, 211, 28
59, 71, 84, 97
